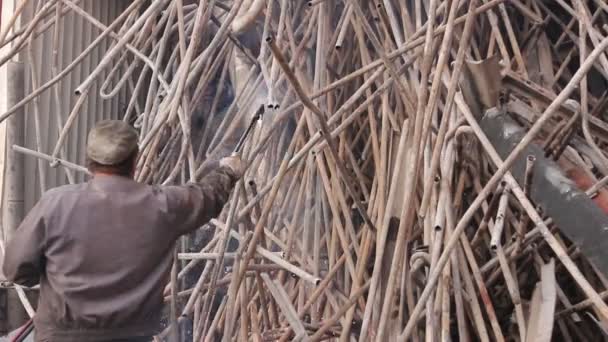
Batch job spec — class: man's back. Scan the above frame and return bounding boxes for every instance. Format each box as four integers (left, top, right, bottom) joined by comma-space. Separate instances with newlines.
37, 176, 175, 340
3, 167, 238, 342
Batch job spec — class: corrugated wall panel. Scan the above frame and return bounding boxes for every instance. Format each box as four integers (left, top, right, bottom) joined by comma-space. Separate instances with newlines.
57, 2, 73, 187
20, 0, 131, 211
100, 1, 110, 126
68, 0, 84, 184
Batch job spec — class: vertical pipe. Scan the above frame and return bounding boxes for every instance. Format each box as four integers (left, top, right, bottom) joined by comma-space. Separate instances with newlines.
3, 61, 25, 242
2, 61, 27, 333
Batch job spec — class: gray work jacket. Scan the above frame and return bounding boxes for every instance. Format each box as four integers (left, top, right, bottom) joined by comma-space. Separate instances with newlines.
2, 166, 238, 342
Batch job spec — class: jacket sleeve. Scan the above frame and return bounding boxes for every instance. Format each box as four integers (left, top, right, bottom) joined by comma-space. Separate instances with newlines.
163, 165, 239, 236
2, 200, 47, 287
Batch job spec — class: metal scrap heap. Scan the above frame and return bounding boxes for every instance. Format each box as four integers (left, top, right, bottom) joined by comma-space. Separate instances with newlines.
3, 0, 608, 340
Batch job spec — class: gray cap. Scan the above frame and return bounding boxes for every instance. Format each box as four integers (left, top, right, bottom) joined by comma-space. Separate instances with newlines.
86, 120, 139, 165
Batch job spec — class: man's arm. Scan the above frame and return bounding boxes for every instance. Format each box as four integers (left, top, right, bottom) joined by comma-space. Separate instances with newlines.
2, 200, 47, 287
164, 159, 243, 236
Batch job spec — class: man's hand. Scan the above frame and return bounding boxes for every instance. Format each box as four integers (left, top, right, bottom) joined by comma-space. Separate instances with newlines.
220, 156, 245, 178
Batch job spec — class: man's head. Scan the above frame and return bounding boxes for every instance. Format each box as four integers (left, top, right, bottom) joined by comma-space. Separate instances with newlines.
86, 120, 139, 177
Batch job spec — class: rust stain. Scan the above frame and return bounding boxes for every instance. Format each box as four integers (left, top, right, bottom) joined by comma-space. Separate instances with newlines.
558, 159, 608, 214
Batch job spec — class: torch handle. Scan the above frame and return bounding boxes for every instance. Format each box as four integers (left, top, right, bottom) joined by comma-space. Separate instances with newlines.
233, 105, 264, 154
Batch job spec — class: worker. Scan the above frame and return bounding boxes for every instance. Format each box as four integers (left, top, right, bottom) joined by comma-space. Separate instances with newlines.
2, 120, 244, 342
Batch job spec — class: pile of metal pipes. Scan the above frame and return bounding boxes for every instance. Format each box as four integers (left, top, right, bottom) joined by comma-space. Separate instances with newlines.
3, 0, 608, 341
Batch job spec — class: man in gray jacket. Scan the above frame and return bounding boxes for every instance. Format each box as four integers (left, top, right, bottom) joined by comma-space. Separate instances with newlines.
2, 120, 243, 341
